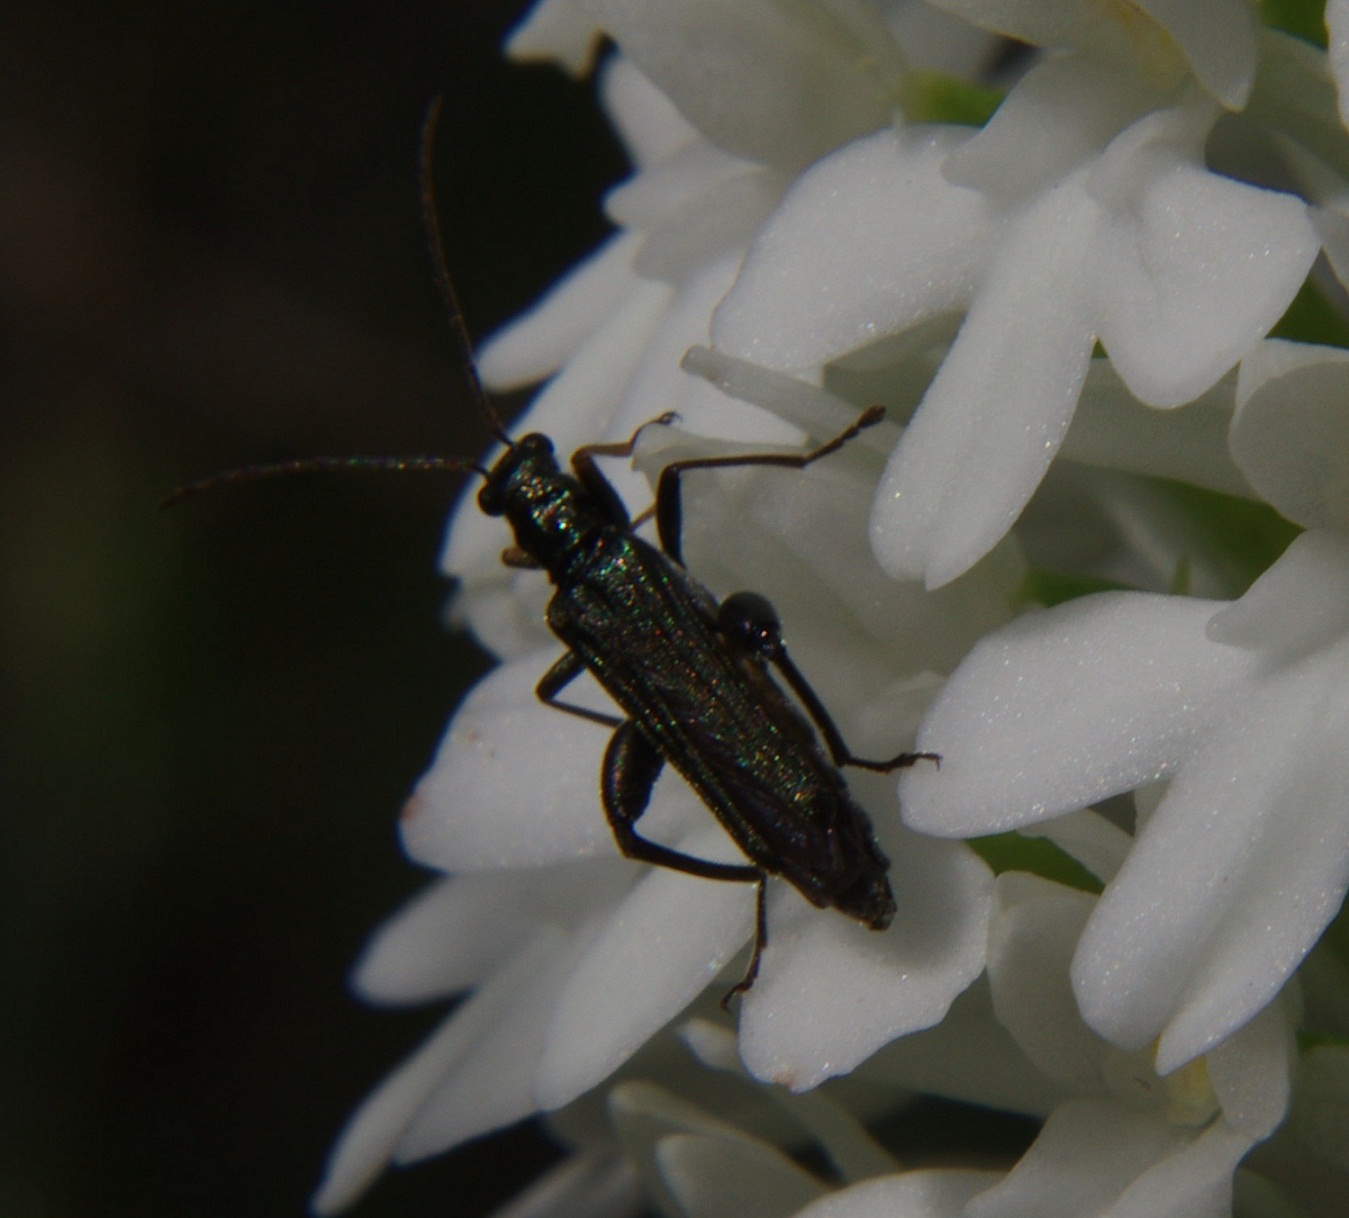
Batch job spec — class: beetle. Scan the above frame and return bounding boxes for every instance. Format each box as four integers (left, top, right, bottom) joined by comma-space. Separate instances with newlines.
167, 99, 938, 999
479, 406, 938, 997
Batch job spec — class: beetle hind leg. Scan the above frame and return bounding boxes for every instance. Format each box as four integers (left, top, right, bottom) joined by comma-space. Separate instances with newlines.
602, 721, 761, 884
719, 875, 769, 1010
602, 722, 771, 1003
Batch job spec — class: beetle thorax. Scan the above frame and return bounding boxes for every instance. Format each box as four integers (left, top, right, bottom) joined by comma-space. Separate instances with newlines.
478, 434, 608, 568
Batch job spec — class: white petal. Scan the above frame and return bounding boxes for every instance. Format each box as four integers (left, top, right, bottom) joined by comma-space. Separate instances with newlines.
476, 232, 644, 391
970, 1106, 1253, 1218
900, 593, 1254, 836
877, 77, 1309, 587
671, 431, 1021, 686
632, 166, 784, 286
791, 1170, 1001, 1218
604, 254, 788, 449
353, 861, 639, 1004
676, 1017, 905, 1182
869, 173, 1096, 587
1232, 341, 1349, 532
887, 2, 1002, 78
1060, 361, 1249, 498
1313, 203, 1349, 298
676, 344, 888, 446
584, 0, 900, 171
1207, 531, 1349, 662
1023, 808, 1132, 886
943, 56, 1161, 205
987, 874, 1108, 1093
925, 0, 1255, 107
1074, 648, 1349, 1071
1206, 996, 1294, 1141
400, 651, 622, 871
395, 922, 597, 1161
656, 1131, 827, 1218
352, 874, 536, 1003
738, 833, 992, 1091
713, 126, 989, 374
604, 137, 760, 246
608, 1076, 762, 1150
1090, 110, 1317, 408
919, 0, 1109, 56
535, 825, 755, 1110
641, 401, 881, 638
403, 648, 710, 874
606, 1078, 796, 1218
446, 569, 555, 664
600, 56, 700, 168
1098, 1122, 1251, 1218
1136, 0, 1256, 109
312, 929, 565, 1214
1329, 0, 1349, 131
964, 1099, 1195, 1218
1248, 33, 1349, 193
486, 1153, 642, 1218
506, 0, 602, 74
863, 979, 1064, 1117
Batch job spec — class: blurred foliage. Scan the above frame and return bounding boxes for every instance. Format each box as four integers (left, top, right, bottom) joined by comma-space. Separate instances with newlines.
1258, 0, 1329, 48
968, 833, 1105, 895
898, 70, 1003, 127
1269, 276, 1349, 349
0, 2, 626, 1214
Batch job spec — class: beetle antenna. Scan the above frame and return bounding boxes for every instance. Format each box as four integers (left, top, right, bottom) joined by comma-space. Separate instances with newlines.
420, 96, 512, 449
165, 102, 507, 511
160, 454, 488, 511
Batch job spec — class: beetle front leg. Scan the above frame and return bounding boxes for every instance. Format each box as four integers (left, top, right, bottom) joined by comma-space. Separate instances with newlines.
654, 405, 886, 565
570, 413, 679, 530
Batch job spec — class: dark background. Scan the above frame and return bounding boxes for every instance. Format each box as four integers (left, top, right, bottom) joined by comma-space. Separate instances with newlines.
0, 2, 626, 1214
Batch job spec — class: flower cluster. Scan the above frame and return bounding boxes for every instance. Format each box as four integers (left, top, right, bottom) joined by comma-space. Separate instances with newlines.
315, 3, 1349, 1216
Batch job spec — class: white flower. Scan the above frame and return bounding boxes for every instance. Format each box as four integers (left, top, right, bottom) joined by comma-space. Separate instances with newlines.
311, 3, 1349, 1215
716, 48, 1317, 587
825, 859, 1295, 1218
313, 419, 1015, 1208
925, 0, 1259, 108
969, 873, 1293, 1218
627, 860, 1298, 1218
901, 339, 1349, 1077
313, 13, 1045, 1207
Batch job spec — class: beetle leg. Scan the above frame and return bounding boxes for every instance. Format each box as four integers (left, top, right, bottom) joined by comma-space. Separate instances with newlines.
769, 647, 941, 774
603, 721, 761, 884
654, 405, 886, 565
717, 590, 941, 774
570, 413, 679, 529
602, 722, 769, 1001
719, 875, 768, 1010
537, 650, 624, 728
